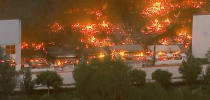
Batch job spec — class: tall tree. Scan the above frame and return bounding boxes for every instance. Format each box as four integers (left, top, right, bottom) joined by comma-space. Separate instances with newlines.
203, 66, 210, 86
0, 63, 17, 100
179, 55, 202, 85
36, 71, 63, 96
0, 62, 16, 100
21, 68, 35, 96
73, 57, 132, 100
0, 47, 17, 100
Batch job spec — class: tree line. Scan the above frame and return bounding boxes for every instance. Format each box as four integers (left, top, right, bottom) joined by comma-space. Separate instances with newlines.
1, 50, 210, 100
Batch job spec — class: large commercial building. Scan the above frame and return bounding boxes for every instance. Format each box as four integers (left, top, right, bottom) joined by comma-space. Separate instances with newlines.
192, 15, 210, 58
0, 20, 21, 70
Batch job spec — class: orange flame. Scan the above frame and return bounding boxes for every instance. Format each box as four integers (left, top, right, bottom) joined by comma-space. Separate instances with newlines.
159, 38, 170, 45
142, 1, 170, 17
98, 52, 105, 58
157, 51, 167, 55
134, 51, 145, 57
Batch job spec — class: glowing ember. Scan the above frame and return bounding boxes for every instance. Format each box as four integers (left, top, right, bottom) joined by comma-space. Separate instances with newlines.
177, 30, 188, 37
0, 60, 5, 63
186, 34, 192, 40
86, 24, 94, 30
21, 42, 47, 53
164, 18, 172, 25
134, 51, 145, 57
174, 29, 192, 48
146, 19, 166, 33
56, 60, 62, 67
85, 9, 103, 19
72, 23, 98, 34
119, 51, 126, 57
159, 55, 168, 61
157, 51, 167, 55
70, 7, 125, 48
98, 52, 105, 58
72, 20, 117, 47
183, 0, 206, 8
173, 50, 181, 55
49, 22, 64, 33
142, 0, 206, 35
101, 21, 109, 28
172, 50, 182, 59
159, 38, 170, 45
32, 43, 45, 51
174, 37, 184, 43
42, 0, 207, 61
21, 42, 29, 49
133, 51, 147, 61
142, 1, 170, 17
184, 42, 191, 48
146, 49, 153, 56
157, 51, 168, 61
90, 36, 96, 43
72, 20, 114, 35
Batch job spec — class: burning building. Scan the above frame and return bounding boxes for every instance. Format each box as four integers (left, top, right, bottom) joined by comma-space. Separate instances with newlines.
83, 44, 187, 67
0, 20, 21, 70
48, 46, 77, 67
148, 45, 186, 65
83, 44, 149, 68
109, 44, 145, 61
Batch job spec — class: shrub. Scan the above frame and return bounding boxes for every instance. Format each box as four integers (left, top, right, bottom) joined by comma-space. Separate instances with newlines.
0, 63, 17, 100
152, 69, 172, 87
136, 83, 167, 100
21, 68, 35, 96
129, 69, 146, 86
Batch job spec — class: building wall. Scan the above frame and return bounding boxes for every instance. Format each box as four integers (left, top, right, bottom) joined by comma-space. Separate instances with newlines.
192, 15, 210, 58
0, 20, 21, 70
